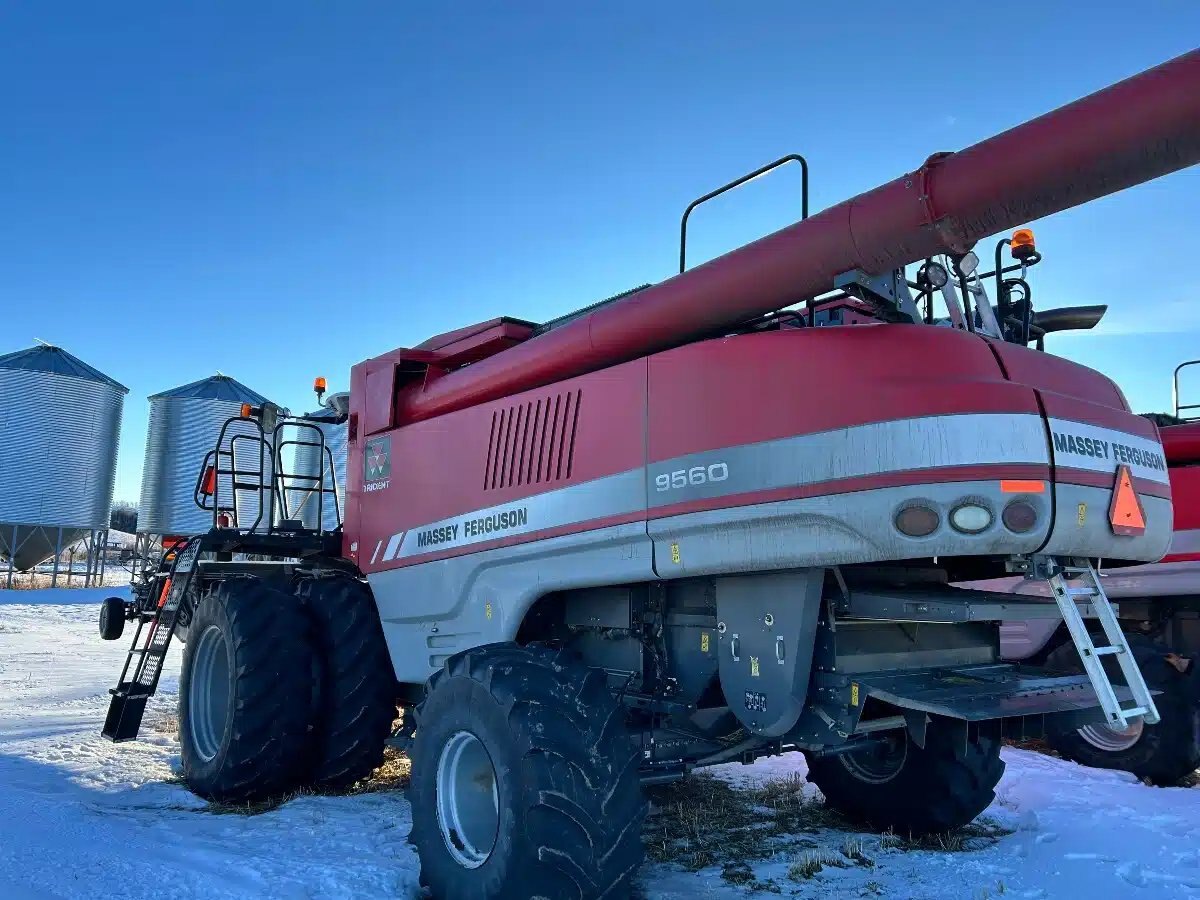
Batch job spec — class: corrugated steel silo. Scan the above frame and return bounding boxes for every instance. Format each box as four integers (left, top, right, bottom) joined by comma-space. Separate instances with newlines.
0, 344, 127, 570
285, 406, 347, 531
137, 375, 274, 536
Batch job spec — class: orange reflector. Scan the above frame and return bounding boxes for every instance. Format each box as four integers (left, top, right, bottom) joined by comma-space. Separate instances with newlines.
201, 465, 216, 496
157, 577, 173, 609
240, 402, 252, 418
161, 535, 183, 548
1108, 464, 1146, 536
1001, 480, 1046, 494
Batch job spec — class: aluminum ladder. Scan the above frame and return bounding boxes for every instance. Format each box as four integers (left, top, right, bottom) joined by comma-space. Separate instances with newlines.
1043, 557, 1160, 727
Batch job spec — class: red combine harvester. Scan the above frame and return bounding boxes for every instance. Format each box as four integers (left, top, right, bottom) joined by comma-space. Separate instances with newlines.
989, 363, 1200, 784
99, 52, 1198, 900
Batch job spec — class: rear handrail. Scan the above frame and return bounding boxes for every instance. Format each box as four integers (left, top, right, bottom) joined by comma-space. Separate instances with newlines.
1173, 360, 1200, 420
193, 412, 343, 536
679, 154, 809, 274
274, 421, 342, 531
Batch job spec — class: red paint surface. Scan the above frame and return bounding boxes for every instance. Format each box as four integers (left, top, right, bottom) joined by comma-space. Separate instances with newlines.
648, 326, 1039, 461
1161, 423, 1200, 464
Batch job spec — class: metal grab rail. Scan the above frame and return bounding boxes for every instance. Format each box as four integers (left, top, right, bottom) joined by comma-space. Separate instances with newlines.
1174, 360, 1200, 421
192, 413, 343, 535
679, 154, 809, 274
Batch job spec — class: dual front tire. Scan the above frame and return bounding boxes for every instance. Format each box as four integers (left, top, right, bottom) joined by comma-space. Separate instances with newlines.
178, 575, 396, 803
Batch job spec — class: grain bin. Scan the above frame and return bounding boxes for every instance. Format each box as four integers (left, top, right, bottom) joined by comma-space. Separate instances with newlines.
137, 375, 274, 536
284, 404, 347, 531
0, 344, 126, 570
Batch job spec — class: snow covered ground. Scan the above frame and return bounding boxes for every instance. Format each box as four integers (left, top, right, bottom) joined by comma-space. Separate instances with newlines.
1, 588, 1198, 899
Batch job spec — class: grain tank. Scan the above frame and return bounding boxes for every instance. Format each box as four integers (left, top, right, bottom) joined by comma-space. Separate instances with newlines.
0, 344, 126, 570
137, 374, 273, 536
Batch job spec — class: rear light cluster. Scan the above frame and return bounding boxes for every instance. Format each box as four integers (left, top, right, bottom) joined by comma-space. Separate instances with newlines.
895, 506, 939, 537
949, 503, 991, 534
1001, 500, 1038, 533
894, 499, 1040, 537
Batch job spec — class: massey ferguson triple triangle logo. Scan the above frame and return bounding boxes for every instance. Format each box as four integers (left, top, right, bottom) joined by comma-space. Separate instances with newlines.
364, 437, 391, 492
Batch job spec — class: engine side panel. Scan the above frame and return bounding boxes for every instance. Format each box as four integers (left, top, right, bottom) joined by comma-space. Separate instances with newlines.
368, 521, 654, 683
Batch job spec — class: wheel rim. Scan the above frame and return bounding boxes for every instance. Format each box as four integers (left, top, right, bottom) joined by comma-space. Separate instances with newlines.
187, 624, 231, 763
1078, 718, 1144, 752
838, 736, 908, 784
435, 731, 500, 869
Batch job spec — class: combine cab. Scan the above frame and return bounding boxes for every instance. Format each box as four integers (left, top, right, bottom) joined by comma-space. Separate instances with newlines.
99, 51, 1198, 900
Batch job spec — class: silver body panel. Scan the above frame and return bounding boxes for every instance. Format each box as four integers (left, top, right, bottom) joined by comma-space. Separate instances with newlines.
366, 409, 1173, 684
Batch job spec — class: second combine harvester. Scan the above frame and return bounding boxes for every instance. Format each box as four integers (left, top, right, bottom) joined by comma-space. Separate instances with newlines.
102, 52, 1199, 900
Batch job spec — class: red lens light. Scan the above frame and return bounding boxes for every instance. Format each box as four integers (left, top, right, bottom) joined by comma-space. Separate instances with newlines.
1002, 500, 1038, 533
895, 506, 939, 537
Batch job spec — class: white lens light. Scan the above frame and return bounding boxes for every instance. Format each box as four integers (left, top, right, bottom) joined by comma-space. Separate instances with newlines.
950, 504, 992, 534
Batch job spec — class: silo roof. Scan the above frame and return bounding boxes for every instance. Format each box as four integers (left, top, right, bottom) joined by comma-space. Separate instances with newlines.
149, 374, 271, 405
0, 344, 128, 393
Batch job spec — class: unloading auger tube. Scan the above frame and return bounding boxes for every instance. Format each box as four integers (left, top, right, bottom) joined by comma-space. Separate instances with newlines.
96, 52, 1193, 900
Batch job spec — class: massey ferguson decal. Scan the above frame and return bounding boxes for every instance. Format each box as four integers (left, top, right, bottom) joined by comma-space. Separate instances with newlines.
415, 507, 530, 549
1051, 428, 1166, 473
363, 436, 391, 492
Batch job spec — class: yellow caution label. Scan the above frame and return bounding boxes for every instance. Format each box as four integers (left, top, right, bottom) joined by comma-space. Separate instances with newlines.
670, 542, 681, 564
700, 632, 710, 653
750, 656, 760, 677
485, 602, 493, 620
1077, 503, 1087, 526
850, 683, 860, 706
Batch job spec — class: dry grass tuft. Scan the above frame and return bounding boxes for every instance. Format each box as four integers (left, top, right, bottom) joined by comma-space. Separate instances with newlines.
643, 772, 841, 872
350, 747, 411, 794
879, 819, 1014, 853
1, 572, 126, 590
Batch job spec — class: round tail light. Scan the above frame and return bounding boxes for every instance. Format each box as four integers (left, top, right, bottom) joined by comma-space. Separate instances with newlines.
895, 505, 939, 537
1002, 500, 1038, 533
950, 503, 993, 534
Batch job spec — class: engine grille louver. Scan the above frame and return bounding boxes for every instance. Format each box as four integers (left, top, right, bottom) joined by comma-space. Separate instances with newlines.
485, 389, 581, 490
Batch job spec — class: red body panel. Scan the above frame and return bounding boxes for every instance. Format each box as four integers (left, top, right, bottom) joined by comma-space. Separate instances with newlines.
345, 324, 1162, 569
349, 358, 647, 573
1162, 424, 1200, 465
1161, 423, 1200, 561
648, 325, 1037, 462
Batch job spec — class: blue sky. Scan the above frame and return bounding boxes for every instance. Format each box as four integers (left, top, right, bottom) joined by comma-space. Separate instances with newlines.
1, 3, 1197, 503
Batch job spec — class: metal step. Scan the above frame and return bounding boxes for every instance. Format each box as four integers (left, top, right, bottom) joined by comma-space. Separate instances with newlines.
1043, 557, 1159, 728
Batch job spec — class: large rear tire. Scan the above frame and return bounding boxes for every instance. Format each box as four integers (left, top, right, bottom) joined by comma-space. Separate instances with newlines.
296, 575, 397, 791
806, 722, 1005, 835
179, 578, 315, 803
1045, 633, 1200, 785
409, 643, 646, 900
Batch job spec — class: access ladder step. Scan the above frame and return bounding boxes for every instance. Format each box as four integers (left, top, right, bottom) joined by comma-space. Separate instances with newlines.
1043, 556, 1160, 728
